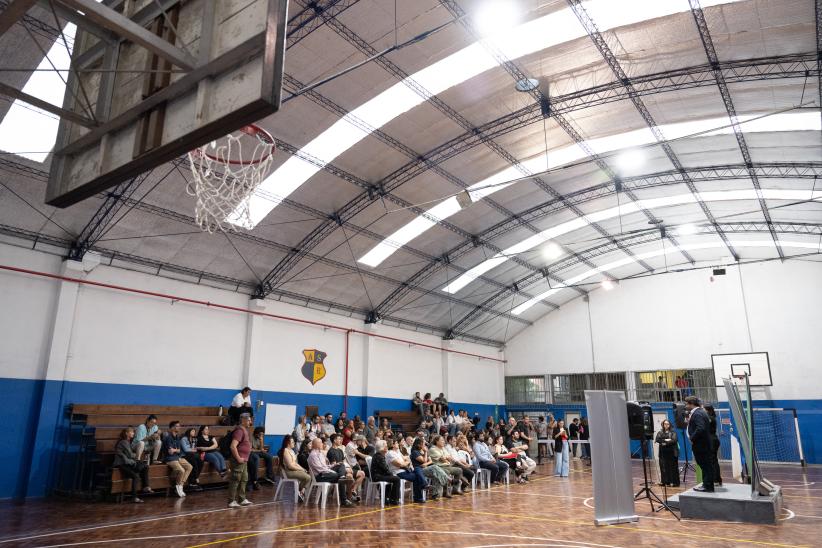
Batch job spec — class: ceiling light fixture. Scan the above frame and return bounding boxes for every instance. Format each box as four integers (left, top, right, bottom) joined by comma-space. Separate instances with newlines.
677, 223, 699, 235
541, 242, 563, 260
615, 149, 645, 173
473, 0, 518, 37
601, 279, 616, 291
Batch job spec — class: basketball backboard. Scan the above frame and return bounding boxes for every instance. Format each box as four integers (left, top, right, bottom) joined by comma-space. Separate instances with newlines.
711, 352, 773, 387
45, 0, 287, 207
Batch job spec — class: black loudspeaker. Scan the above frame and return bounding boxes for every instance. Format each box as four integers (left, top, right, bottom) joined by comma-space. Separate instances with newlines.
673, 402, 688, 429
627, 401, 654, 440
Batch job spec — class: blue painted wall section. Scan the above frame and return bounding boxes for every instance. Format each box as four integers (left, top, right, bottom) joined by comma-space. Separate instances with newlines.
1, 376, 505, 500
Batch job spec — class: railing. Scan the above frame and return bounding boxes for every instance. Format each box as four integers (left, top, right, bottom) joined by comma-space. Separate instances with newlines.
628, 385, 718, 404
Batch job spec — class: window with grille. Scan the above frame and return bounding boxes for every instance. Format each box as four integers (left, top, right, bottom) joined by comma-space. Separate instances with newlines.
551, 372, 627, 403
505, 376, 546, 404
633, 368, 717, 403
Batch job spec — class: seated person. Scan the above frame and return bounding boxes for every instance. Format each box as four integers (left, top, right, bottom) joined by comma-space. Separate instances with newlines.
422, 393, 434, 418
229, 387, 253, 425
380, 416, 392, 432
434, 393, 449, 415
278, 435, 310, 501
364, 416, 378, 445
114, 427, 153, 502
307, 437, 354, 507
328, 433, 364, 501
371, 440, 401, 505
412, 392, 424, 415
429, 435, 465, 494
473, 431, 506, 484
197, 425, 227, 478
344, 435, 368, 492
297, 438, 312, 471
507, 430, 536, 480
491, 434, 522, 482
132, 414, 161, 463
386, 438, 426, 503
180, 427, 204, 490
322, 413, 336, 437
445, 434, 474, 486
163, 421, 193, 498
335, 418, 346, 435
410, 438, 450, 500
247, 426, 276, 489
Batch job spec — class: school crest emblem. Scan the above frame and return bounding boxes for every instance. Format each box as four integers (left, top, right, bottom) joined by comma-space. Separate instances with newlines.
301, 349, 327, 385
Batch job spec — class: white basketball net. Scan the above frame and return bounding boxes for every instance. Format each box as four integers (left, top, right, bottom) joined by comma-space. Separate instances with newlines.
186, 129, 275, 233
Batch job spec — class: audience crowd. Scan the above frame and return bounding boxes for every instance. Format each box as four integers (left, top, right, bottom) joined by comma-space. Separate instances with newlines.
113, 387, 590, 507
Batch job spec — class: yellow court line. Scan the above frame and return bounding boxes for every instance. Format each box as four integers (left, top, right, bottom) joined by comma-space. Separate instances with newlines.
436, 506, 810, 548
185, 504, 405, 548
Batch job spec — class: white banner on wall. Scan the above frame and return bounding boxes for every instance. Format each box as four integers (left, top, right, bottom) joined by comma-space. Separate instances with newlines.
264, 403, 297, 435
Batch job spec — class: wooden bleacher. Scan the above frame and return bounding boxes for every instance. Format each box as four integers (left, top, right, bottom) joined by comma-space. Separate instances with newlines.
70, 404, 271, 501
375, 408, 421, 435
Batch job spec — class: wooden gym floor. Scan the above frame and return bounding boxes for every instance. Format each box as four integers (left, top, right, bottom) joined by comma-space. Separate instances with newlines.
0, 460, 820, 547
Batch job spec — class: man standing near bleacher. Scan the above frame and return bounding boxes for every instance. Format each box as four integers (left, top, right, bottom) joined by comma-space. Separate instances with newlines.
228, 413, 254, 508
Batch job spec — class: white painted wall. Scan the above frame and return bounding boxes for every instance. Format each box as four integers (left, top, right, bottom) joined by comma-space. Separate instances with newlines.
506, 259, 822, 401
0, 244, 61, 381
0, 241, 505, 403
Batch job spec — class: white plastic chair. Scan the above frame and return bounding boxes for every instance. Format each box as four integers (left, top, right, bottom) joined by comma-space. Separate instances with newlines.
274, 466, 300, 504
397, 477, 414, 504
364, 456, 390, 508
306, 476, 340, 508
472, 457, 491, 489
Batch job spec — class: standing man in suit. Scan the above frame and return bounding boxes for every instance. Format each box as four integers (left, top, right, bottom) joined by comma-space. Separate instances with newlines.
685, 396, 714, 492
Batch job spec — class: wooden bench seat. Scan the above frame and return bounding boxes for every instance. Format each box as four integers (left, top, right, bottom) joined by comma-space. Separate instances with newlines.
72, 404, 220, 416
376, 409, 421, 433
110, 459, 278, 495
85, 414, 224, 426
92, 425, 234, 441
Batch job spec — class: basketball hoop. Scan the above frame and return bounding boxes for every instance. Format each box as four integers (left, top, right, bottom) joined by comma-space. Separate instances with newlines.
186, 124, 276, 233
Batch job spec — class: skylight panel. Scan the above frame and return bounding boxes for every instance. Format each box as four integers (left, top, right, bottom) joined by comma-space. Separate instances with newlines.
443, 186, 822, 294
233, 0, 747, 228
0, 24, 76, 162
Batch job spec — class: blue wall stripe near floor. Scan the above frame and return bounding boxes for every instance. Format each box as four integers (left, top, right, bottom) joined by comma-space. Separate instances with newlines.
0, 376, 503, 500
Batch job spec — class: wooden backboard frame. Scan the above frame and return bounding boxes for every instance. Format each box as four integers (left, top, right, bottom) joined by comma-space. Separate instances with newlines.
45, 0, 287, 207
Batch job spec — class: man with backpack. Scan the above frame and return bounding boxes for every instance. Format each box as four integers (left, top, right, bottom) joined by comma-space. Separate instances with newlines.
227, 413, 254, 508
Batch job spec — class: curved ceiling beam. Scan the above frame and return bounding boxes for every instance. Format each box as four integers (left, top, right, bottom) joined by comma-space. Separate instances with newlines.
687, 0, 783, 257
567, 0, 738, 259
372, 162, 822, 318
448, 222, 822, 339
256, 53, 816, 300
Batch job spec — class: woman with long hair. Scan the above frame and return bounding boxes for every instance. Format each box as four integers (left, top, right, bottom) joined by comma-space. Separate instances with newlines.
278, 434, 310, 500
553, 419, 570, 477
703, 404, 723, 486
655, 419, 680, 486
196, 425, 227, 477
411, 437, 450, 500
113, 427, 153, 502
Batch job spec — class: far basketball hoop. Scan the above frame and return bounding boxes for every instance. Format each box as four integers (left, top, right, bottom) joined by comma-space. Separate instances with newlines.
186, 124, 275, 233
711, 352, 773, 387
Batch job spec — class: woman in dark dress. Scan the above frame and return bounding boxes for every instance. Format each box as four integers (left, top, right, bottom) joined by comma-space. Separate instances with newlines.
654, 419, 680, 486
703, 404, 723, 486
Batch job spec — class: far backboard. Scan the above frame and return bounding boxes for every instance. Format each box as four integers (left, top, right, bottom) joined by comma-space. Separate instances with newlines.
711, 352, 773, 387
46, 0, 287, 207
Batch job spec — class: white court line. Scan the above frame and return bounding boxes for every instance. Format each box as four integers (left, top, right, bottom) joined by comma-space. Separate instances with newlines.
35, 528, 628, 548
0, 500, 282, 545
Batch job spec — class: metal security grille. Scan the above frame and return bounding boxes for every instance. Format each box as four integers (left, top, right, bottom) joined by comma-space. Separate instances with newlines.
551, 372, 627, 403
633, 369, 717, 403
505, 376, 547, 404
